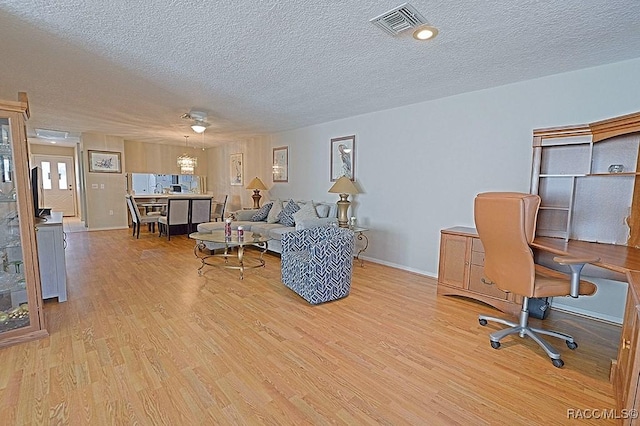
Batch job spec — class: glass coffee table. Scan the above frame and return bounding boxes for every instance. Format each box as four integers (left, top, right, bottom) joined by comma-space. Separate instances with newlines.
189, 231, 271, 279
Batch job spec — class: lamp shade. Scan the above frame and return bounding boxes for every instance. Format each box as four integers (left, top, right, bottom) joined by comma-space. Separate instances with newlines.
246, 177, 268, 190
328, 176, 360, 194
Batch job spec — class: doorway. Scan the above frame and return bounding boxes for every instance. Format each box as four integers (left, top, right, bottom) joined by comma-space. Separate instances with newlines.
32, 155, 77, 217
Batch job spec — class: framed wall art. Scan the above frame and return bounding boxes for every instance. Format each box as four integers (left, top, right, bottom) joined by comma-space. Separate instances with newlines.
88, 150, 122, 173
330, 135, 355, 181
230, 153, 243, 186
272, 146, 288, 182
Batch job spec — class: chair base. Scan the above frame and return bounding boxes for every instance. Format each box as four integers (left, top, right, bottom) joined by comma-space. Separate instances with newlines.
479, 299, 578, 368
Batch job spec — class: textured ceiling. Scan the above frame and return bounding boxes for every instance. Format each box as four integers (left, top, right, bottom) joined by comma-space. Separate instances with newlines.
0, 1, 639, 148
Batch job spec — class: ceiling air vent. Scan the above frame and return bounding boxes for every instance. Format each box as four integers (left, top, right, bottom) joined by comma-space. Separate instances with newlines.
35, 128, 69, 140
370, 3, 427, 36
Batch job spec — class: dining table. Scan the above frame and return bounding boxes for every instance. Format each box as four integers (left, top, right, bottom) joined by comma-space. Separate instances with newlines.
138, 202, 167, 215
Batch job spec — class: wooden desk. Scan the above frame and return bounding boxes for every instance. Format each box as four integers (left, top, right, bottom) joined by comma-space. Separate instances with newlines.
532, 237, 640, 422
532, 237, 640, 278
439, 229, 640, 419
438, 227, 521, 316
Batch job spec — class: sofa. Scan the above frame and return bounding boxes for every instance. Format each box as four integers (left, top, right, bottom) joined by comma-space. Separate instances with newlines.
196, 199, 338, 253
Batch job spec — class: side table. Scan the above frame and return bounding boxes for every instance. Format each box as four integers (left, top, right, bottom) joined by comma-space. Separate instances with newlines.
351, 227, 369, 267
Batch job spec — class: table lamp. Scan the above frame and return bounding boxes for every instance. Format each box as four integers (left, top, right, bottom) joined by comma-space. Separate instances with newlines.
246, 177, 268, 208
328, 176, 360, 228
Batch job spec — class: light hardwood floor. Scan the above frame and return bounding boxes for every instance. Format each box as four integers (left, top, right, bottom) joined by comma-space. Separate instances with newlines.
0, 228, 621, 425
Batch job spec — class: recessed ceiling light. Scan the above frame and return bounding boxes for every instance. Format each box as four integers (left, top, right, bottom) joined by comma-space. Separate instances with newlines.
412, 25, 438, 41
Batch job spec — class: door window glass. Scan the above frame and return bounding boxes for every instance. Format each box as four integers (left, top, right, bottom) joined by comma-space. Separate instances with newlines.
57, 162, 67, 189
42, 162, 52, 189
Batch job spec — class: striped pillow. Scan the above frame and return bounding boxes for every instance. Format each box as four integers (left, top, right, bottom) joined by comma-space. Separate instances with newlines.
251, 202, 273, 221
277, 199, 300, 227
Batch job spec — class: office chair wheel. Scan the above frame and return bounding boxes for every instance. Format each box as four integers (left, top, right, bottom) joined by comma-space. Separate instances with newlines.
479, 319, 488, 326
490, 341, 500, 349
566, 341, 578, 350
552, 358, 564, 368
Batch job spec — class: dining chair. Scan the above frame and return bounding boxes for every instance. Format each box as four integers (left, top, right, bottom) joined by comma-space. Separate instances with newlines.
158, 198, 190, 240
211, 194, 228, 221
190, 198, 212, 232
125, 194, 159, 238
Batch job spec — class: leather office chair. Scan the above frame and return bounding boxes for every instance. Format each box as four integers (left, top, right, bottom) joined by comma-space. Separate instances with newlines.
474, 192, 598, 367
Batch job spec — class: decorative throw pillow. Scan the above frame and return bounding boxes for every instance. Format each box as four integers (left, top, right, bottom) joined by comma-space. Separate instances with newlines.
267, 199, 283, 224
315, 203, 330, 218
293, 201, 318, 224
277, 199, 300, 227
251, 202, 272, 221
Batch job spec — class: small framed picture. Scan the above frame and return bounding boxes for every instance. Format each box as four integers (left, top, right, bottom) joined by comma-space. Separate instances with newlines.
230, 153, 243, 185
272, 146, 288, 182
330, 135, 355, 181
88, 150, 122, 173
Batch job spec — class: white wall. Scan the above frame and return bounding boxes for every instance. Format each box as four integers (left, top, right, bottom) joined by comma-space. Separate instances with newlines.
269, 57, 640, 276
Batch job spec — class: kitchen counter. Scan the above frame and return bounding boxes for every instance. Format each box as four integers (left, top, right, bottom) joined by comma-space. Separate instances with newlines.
129, 193, 213, 199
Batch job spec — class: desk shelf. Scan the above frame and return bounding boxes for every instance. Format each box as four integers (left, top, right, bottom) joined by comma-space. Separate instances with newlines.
532, 115, 640, 245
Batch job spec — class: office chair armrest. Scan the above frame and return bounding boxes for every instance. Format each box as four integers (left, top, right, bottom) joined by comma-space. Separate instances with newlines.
552, 256, 600, 298
552, 256, 600, 265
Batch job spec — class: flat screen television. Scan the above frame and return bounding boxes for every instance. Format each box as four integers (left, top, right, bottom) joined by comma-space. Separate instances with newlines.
30, 166, 46, 218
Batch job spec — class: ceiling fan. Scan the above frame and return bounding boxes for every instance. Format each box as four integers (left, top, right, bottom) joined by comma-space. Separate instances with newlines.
181, 110, 209, 133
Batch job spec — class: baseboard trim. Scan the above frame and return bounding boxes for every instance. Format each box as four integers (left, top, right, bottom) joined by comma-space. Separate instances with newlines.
359, 255, 437, 280
88, 226, 129, 231
550, 306, 623, 326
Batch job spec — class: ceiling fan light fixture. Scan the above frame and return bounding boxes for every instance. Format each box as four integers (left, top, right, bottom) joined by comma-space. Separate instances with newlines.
191, 121, 208, 134
182, 110, 209, 134
412, 24, 438, 41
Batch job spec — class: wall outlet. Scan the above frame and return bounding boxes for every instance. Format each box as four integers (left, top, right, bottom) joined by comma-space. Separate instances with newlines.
100, 183, 105, 189
109, 210, 113, 215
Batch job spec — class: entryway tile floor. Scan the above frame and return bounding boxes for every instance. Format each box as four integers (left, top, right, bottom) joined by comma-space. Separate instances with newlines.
63, 216, 86, 233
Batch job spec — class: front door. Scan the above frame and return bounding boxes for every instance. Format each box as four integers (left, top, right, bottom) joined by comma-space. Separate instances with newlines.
32, 155, 77, 217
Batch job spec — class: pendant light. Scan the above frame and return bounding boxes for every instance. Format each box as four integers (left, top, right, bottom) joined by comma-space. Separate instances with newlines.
177, 135, 198, 175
